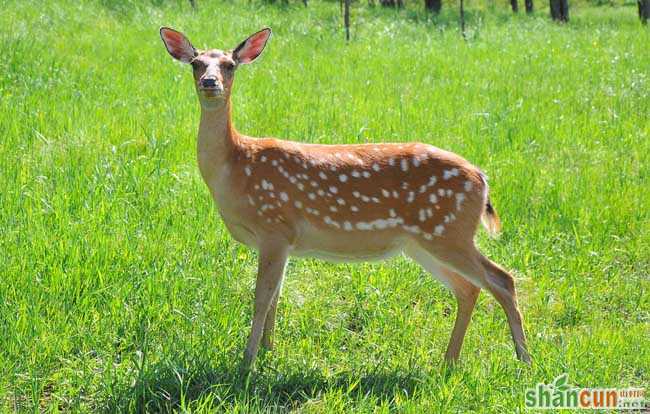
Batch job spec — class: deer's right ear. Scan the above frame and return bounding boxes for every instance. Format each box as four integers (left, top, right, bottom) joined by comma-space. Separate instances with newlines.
160, 27, 197, 63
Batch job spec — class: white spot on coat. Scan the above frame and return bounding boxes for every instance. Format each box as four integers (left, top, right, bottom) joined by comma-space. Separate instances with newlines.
455, 193, 465, 210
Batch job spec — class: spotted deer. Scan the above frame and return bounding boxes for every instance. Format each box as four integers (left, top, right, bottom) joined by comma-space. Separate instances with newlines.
160, 27, 531, 371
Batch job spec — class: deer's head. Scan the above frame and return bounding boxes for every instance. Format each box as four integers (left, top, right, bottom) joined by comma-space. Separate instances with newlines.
160, 27, 271, 107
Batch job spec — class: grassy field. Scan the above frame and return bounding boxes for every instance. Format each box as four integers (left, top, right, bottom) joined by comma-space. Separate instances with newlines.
1, 0, 649, 411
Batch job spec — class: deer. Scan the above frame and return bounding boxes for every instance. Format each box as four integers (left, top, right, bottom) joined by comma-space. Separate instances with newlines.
159, 26, 531, 372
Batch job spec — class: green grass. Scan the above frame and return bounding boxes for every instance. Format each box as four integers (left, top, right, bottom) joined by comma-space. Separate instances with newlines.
1, 0, 648, 411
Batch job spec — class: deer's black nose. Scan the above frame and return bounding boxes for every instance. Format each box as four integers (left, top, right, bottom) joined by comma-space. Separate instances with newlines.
201, 78, 217, 88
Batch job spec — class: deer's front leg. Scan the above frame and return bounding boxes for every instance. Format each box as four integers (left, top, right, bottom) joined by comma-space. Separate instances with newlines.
241, 240, 289, 372
261, 289, 280, 350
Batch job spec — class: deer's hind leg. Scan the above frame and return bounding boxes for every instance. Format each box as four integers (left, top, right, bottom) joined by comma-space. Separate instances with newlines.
477, 255, 531, 363
405, 244, 480, 364
414, 239, 531, 364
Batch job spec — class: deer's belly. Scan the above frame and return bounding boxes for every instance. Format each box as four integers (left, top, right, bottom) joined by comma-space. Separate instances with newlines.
290, 220, 407, 263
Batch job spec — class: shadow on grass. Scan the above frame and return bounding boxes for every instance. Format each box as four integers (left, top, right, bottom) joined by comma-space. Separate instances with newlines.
103, 357, 430, 412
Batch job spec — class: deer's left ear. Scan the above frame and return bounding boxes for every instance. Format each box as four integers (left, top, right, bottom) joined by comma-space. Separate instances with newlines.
160, 27, 197, 63
233, 28, 272, 65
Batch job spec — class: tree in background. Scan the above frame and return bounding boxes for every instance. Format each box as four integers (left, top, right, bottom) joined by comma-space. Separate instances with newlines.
525, 0, 534, 13
511, 0, 519, 12
550, 0, 569, 21
380, 0, 404, 6
425, 0, 442, 13
639, 0, 649, 23
344, 0, 351, 40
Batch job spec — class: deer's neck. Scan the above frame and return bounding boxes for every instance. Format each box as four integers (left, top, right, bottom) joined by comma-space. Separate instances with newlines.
197, 98, 240, 184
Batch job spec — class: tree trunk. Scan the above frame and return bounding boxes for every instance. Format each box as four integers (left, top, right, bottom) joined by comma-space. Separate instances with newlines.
550, 0, 568, 22
639, 0, 649, 24
425, 0, 442, 12
344, 0, 351, 41
525, 0, 533, 13
560, 0, 569, 21
511, 0, 519, 12
460, 0, 466, 38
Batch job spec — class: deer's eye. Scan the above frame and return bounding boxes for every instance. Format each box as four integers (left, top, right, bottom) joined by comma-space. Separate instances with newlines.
222, 62, 235, 71
191, 60, 205, 70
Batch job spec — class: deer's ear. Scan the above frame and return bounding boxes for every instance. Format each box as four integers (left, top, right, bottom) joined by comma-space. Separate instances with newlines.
233, 28, 271, 65
160, 27, 197, 63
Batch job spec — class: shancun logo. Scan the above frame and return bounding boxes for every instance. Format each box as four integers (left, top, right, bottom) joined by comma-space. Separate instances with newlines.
525, 374, 646, 410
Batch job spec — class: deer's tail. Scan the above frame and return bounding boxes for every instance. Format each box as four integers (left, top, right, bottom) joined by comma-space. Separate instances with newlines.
479, 173, 502, 237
